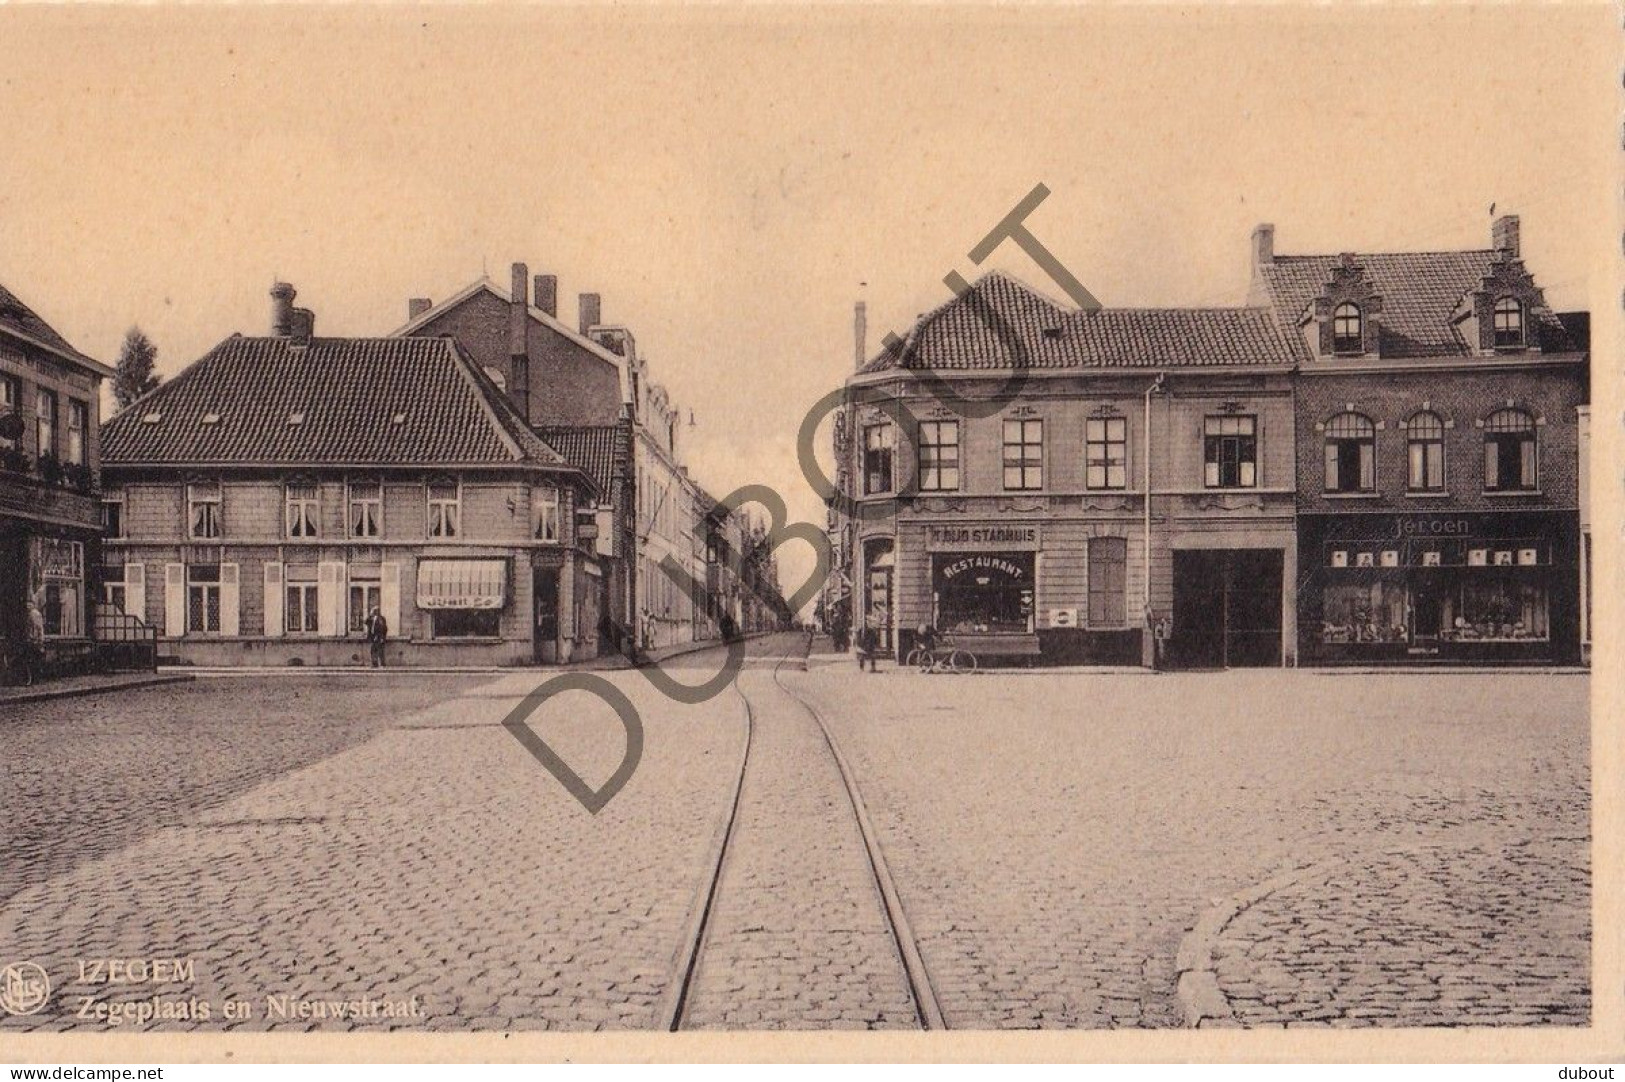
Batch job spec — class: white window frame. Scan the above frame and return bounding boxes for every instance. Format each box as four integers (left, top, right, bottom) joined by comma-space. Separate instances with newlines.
348, 480, 383, 539
917, 420, 961, 493
1085, 416, 1128, 491
187, 481, 222, 540
66, 399, 87, 466
187, 564, 222, 635
534, 484, 561, 543
285, 572, 320, 635
1001, 418, 1044, 492
35, 387, 56, 458
285, 481, 321, 539
426, 480, 461, 539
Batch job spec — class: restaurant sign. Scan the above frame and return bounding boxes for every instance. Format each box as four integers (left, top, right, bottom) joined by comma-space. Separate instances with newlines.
925, 525, 1040, 551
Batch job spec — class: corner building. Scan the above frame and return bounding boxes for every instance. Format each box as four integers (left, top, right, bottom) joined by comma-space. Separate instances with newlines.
842, 271, 1301, 668
1251, 215, 1588, 665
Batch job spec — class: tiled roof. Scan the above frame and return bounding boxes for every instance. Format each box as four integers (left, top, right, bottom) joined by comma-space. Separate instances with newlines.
536, 425, 628, 496
102, 334, 577, 471
859, 271, 1299, 374
1254, 250, 1577, 358
0, 282, 108, 374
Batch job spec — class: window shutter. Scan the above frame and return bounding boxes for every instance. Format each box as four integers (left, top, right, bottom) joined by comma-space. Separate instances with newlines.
317, 562, 343, 637
164, 563, 185, 637
264, 562, 284, 638
125, 563, 146, 625
380, 562, 401, 639
220, 564, 240, 637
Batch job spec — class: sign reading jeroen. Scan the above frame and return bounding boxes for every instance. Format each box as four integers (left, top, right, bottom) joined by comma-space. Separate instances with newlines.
925, 525, 1041, 551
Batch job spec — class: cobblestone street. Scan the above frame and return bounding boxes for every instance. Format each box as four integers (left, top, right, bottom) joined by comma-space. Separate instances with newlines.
0, 653, 1589, 1031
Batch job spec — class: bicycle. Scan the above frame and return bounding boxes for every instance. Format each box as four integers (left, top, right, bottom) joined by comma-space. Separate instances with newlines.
903, 642, 979, 675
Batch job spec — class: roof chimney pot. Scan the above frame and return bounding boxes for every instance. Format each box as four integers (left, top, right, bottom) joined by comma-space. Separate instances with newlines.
408, 297, 432, 320
270, 282, 297, 336
579, 292, 601, 337
535, 275, 558, 319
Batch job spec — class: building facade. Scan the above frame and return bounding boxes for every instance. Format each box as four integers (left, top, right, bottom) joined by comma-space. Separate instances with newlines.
398, 264, 783, 656
839, 271, 1301, 668
0, 282, 113, 675
101, 285, 599, 667
1252, 216, 1588, 666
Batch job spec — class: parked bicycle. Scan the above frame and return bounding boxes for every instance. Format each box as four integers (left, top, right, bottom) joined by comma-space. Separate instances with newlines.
903, 639, 979, 675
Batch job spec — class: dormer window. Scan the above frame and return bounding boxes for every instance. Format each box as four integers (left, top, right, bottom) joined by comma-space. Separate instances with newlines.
1332, 303, 1363, 354
1493, 297, 1524, 348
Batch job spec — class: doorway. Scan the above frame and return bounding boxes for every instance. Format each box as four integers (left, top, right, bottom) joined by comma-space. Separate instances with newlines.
1171, 549, 1283, 668
534, 569, 559, 663
864, 542, 894, 652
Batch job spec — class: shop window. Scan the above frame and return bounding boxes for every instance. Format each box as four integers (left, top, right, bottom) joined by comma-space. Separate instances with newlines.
34, 538, 84, 638
187, 481, 222, 539
427, 480, 461, 538
187, 565, 222, 634
1443, 577, 1549, 642
933, 552, 1034, 635
863, 423, 895, 495
1002, 418, 1043, 491
1493, 297, 1524, 348
533, 484, 561, 542
1406, 411, 1446, 491
1332, 303, 1363, 354
285, 482, 320, 539
348, 574, 381, 634
1321, 581, 1410, 644
1323, 412, 1375, 493
1085, 417, 1127, 490
917, 421, 960, 492
66, 400, 88, 466
433, 609, 501, 639
1204, 415, 1257, 489
1087, 536, 1127, 626
285, 567, 319, 634
349, 481, 382, 538
1483, 409, 1537, 491
36, 388, 56, 458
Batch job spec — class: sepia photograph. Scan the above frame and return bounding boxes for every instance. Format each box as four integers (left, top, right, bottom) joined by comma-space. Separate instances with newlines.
0, 1, 1616, 1068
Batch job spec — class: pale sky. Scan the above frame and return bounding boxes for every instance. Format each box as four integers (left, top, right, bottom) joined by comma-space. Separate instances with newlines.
0, 5, 1612, 608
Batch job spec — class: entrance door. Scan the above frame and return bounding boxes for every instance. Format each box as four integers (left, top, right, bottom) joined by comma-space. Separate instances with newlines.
866, 564, 893, 652
534, 569, 559, 663
1172, 549, 1283, 668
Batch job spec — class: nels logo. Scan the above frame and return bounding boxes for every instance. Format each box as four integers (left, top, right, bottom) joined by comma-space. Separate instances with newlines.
0, 962, 51, 1016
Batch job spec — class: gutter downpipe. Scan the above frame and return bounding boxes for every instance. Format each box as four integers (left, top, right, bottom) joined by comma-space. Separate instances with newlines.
1143, 372, 1166, 666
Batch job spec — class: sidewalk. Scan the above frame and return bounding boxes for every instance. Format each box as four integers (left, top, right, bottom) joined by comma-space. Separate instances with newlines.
0, 670, 193, 706
167, 632, 775, 677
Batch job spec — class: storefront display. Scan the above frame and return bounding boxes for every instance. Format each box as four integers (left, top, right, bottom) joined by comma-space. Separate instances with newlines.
932, 552, 1034, 634
1301, 511, 1578, 664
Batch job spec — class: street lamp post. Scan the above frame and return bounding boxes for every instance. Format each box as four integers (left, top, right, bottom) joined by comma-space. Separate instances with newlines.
1143, 373, 1166, 662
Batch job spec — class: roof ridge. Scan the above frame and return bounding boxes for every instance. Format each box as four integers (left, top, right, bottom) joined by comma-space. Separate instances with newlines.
1273, 248, 1499, 261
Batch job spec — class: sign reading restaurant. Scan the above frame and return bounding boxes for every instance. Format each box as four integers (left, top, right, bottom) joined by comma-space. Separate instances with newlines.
925, 525, 1041, 551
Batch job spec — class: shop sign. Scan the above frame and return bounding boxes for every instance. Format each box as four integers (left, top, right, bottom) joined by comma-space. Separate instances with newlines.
939, 555, 1029, 582
926, 525, 1040, 551
1050, 608, 1078, 628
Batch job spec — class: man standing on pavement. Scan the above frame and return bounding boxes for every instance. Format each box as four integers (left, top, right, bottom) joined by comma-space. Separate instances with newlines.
856, 623, 878, 673
364, 604, 388, 668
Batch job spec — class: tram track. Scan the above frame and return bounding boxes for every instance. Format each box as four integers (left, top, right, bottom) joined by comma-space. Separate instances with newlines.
662, 636, 943, 1031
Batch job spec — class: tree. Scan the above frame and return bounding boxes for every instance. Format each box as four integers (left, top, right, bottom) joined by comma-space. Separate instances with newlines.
113, 327, 160, 409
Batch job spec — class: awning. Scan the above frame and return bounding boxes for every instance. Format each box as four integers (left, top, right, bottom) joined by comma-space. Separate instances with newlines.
417, 559, 507, 610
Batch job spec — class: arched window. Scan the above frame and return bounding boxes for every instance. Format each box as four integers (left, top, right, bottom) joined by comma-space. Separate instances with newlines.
1332, 303, 1363, 354
1493, 297, 1524, 348
1484, 408, 1536, 491
1406, 411, 1446, 492
1324, 412, 1375, 493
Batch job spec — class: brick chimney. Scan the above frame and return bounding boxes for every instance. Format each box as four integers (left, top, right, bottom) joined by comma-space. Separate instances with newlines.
508, 263, 531, 423
579, 293, 601, 336
1252, 223, 1275, 267
289, 307, 315, 346
534, 275, 558, 319
270, 282, 297, 336
854, 300, 867, 371
1493, 214, 1520, 258
408, 297, 432, 320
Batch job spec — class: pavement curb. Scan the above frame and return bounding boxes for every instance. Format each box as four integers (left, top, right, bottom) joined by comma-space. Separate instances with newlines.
0, 673, 194, 706
1172, 860, 1335, 1028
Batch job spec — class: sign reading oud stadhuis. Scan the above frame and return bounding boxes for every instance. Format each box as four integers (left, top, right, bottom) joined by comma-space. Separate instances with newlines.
925, 525, 1041, 551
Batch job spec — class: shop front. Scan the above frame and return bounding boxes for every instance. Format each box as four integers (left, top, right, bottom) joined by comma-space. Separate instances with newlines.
1299, 511, 1581, 665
